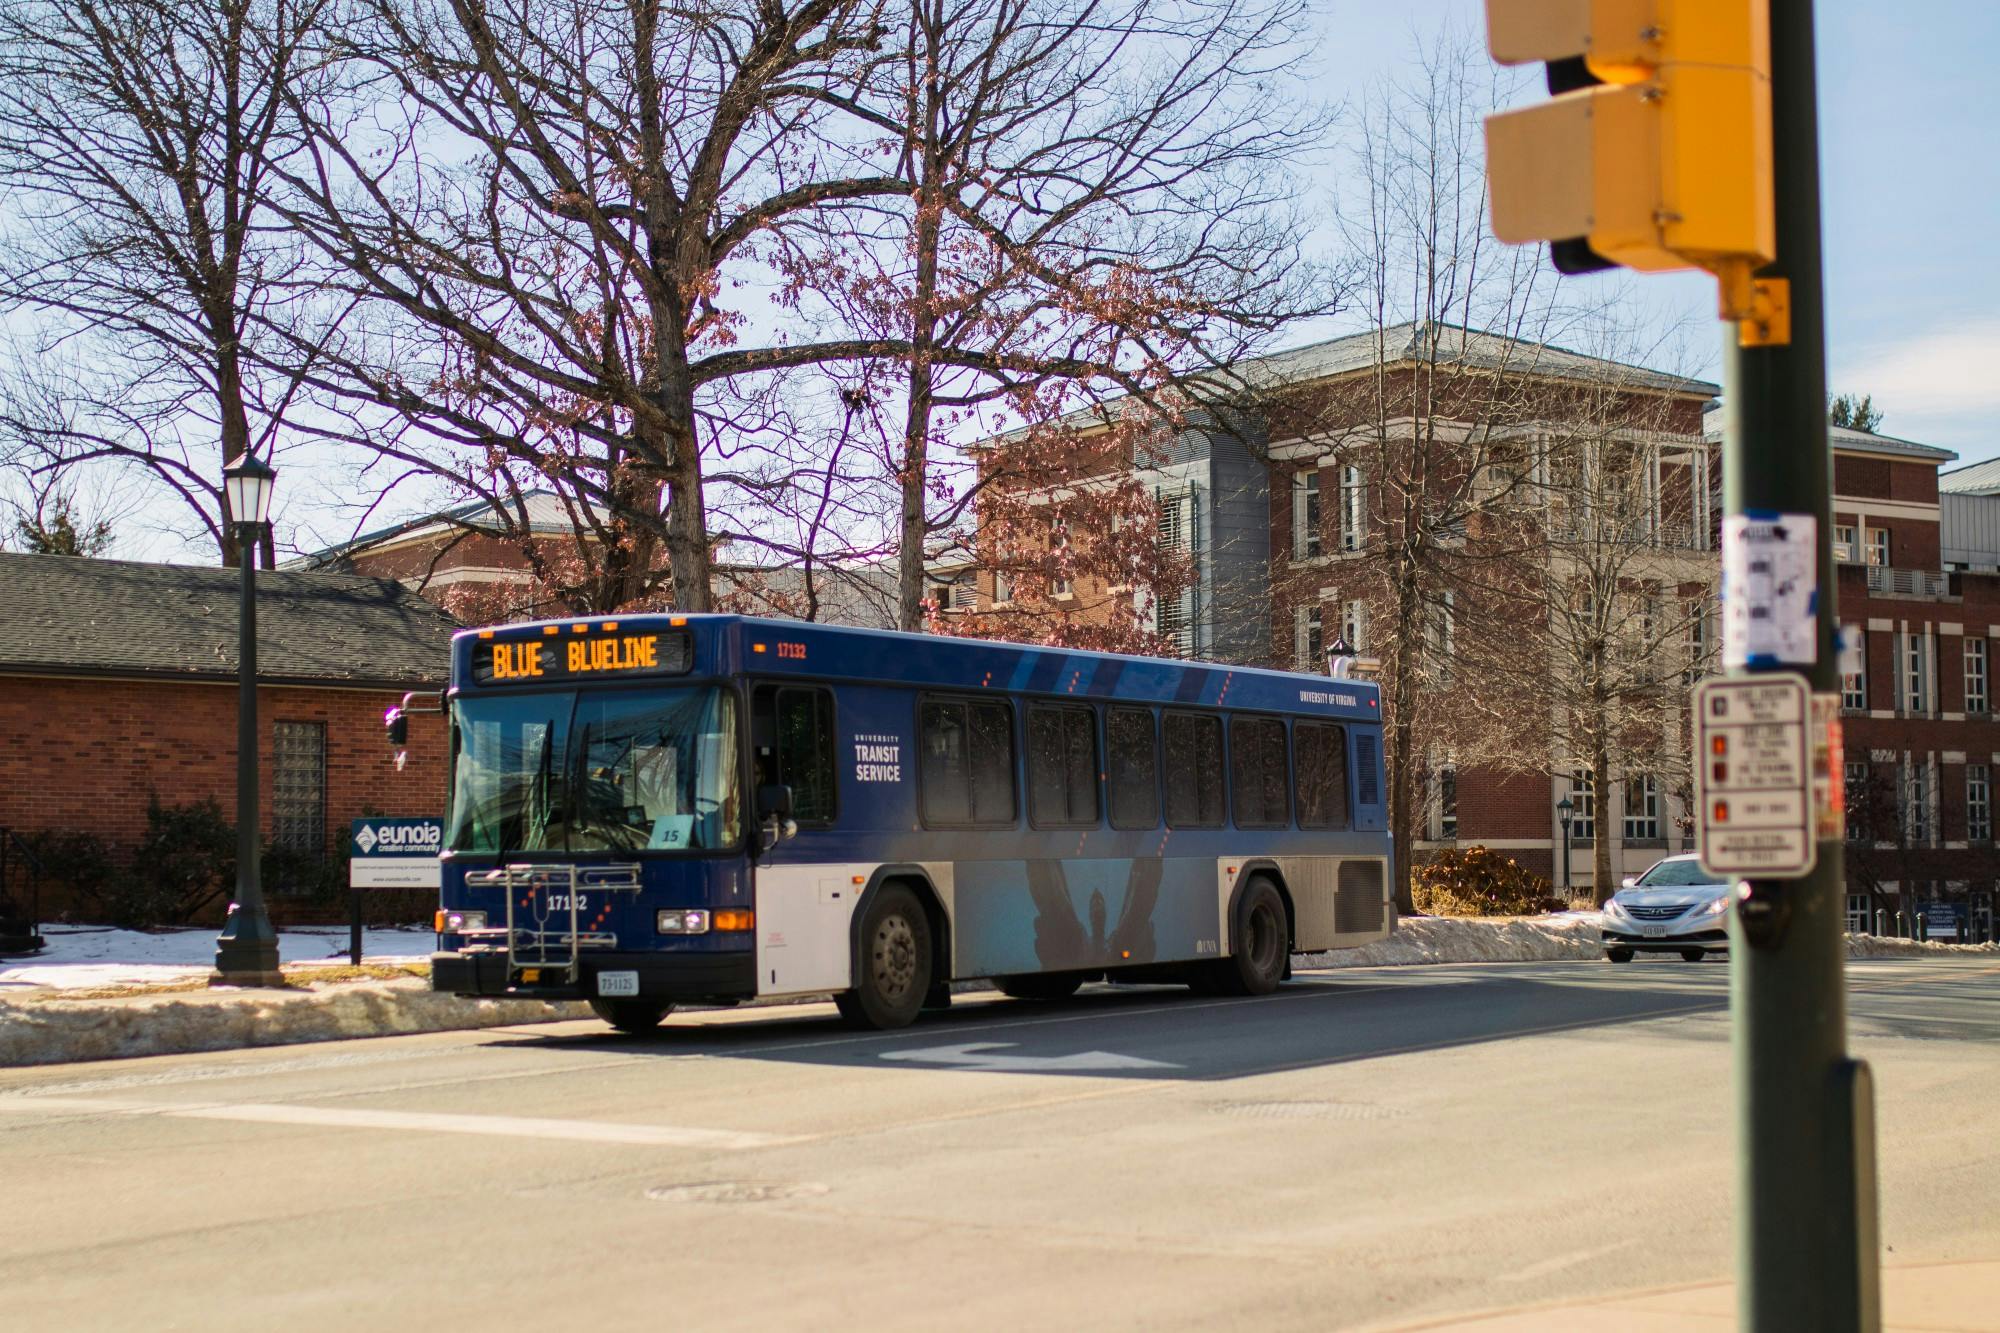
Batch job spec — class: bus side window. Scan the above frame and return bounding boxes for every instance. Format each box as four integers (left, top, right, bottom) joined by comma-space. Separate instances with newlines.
920, 698, 1016, 826
1295, 722, 1350, 830
1106, 707, 1160, 830
1230, 716, 1290, 829
1163, 712, 1225, 828
775, 687, 837, 824
1027, 704, 1099, 827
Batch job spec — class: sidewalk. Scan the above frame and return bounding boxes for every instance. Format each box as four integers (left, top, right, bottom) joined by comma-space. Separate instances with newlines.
1378, 1258, 2000, 1331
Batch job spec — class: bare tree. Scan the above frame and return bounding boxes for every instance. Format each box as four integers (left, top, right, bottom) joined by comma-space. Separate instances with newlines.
0, 0, 338, 563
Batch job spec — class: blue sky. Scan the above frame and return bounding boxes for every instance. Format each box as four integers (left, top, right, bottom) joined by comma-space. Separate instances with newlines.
1317, 0, 2000, 469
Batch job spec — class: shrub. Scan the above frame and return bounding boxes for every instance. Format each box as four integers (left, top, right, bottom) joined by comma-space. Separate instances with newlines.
80, 796, 241, 928
19, 829, 118, 919
1413, 845, 1560, 917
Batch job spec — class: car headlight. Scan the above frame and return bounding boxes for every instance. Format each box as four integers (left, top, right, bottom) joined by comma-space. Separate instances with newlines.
1694, 895, 1730, 918
1601, 898, 1629, 919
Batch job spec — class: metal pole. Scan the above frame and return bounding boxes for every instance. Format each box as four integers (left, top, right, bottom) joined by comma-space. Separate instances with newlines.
213, 531, 283, 985
1724, 2, 1877, 1327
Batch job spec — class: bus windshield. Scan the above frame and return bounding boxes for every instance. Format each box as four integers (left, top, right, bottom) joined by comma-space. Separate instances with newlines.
448, 687, 740, 854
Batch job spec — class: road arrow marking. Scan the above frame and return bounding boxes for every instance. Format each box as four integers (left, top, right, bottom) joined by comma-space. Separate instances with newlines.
878, 1042, 1181, 1073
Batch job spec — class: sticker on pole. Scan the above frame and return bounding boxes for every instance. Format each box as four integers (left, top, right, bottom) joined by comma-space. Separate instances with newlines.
1721, 512, 1817, 668
350, 817, 444, 888
1695, 677, 1816, 879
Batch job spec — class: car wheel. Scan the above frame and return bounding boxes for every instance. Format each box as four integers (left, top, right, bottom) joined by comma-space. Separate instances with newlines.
996, 973, 1085, 1001
1680, 947, 1706, 962
1605, 948, 1635, 963
588, 999, 674, 1033
836, 884, 933, 1030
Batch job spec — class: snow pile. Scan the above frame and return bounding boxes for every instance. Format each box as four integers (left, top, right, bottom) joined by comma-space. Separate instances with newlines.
0, 926, 434, 992
1298, 913, 1606, 969
1845, 933, 2000, 959
0, 978, 589, 1068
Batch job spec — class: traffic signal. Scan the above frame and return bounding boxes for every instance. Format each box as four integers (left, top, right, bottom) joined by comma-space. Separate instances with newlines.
1482, 1, 1786, 342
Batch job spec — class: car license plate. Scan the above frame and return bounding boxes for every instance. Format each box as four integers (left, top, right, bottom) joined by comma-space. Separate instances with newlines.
597, 970, 640, 997
1642, 925, 1668, 938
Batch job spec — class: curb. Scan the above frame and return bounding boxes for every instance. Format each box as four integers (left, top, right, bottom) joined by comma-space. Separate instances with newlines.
0, 978, 589, 1068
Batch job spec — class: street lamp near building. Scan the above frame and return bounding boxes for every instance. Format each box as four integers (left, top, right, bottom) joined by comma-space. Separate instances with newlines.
213, 451, 284, 987
1555, 795, 1576, 903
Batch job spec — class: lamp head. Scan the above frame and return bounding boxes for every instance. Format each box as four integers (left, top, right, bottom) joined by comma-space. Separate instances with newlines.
223, 451, 277, 529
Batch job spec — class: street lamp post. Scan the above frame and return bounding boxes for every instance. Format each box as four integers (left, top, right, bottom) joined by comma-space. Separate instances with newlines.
212, 452, 284, 987
1556, 795, 1576, 903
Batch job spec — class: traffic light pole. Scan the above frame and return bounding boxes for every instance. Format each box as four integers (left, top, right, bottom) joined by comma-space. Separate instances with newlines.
1721, 2, 1879, 1329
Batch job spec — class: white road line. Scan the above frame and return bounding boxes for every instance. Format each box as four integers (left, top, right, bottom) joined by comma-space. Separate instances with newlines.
1495, 1239, 1640, 1283
0, 1095, 791, 1150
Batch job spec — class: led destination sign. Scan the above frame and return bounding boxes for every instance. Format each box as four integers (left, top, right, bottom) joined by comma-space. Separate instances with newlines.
472, 629, 692, 685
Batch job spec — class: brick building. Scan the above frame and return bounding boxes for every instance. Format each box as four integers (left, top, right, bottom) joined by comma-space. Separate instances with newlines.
0, 553, 456, 919
1836, 440, 2000, 935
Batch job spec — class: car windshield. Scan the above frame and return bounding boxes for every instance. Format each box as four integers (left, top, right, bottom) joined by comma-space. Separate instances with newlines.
447, 687, 740, 854
1636, 859, 1721, 888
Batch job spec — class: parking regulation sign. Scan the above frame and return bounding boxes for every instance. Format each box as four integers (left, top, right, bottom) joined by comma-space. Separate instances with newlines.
1695, 677, 1816, 878
349, 817, 444, 888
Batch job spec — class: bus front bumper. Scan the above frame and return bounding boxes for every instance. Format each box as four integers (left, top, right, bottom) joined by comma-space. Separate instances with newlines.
431, 949, 758, 1004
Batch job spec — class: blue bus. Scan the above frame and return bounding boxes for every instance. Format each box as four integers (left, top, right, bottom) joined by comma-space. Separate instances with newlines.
405, 614, 1394, 1032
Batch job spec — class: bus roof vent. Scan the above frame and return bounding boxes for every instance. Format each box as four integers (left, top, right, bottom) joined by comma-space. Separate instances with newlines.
1355, 734, 1380, 807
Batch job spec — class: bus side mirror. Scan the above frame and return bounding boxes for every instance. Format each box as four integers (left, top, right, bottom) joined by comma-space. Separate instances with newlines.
757, 784, 795, 820
385, 708, 409, 746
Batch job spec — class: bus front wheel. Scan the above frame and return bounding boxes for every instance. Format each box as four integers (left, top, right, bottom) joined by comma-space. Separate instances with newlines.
589, 999, 674, 1034
836, 885, 933, 1030
1199, 878, 1289, 998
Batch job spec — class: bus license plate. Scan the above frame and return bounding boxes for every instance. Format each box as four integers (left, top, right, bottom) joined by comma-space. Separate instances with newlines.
597, 971, 640, 997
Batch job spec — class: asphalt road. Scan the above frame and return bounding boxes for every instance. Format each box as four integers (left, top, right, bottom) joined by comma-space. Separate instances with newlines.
1, 955, 1995, 1332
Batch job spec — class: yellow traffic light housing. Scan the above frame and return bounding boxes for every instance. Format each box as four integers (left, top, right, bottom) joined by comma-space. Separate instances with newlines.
1483, 0, 1787, 344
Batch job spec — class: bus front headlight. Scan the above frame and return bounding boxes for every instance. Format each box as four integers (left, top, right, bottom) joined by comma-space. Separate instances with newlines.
658, 909, 710, 934
440, 910, 487, 932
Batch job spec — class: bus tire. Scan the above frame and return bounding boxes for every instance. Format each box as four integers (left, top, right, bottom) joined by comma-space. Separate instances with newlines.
837, 885, 932, 1030
1212, 878, 1289, 997
995, 973, 1084, 1001
589, 999, 674, 1033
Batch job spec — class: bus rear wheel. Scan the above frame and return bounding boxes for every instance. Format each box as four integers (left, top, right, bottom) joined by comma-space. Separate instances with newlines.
1200, 878, 1289, 997
996, 973, 1084, 1001
589, 999, 674, 1034
835, 885, 933, 1030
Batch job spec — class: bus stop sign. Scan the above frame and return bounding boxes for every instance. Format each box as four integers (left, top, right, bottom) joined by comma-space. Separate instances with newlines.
1695, 676, 1816, 879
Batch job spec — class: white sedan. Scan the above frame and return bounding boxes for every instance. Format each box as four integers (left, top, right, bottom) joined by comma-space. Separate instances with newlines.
1599, 854, 1732, 962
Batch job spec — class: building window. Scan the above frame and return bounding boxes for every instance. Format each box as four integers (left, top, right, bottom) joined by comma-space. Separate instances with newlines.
1684, 599, 1711, 685
1294, 605, 1323, 672
1846, 894, 1870, 934
1970, 764, 1992, 843
1833, 525, 1857, 563
1340, 465, 1366, 552
1843, 761, 1870, 842
1342, 599, 1368, 654
1623, 773, 1659, 841
272, 722, 326, 855
1429, 593, 1456, 684
1568, 770, 1595, 841
1865, 526, 1890, 567
1905, 632, 1928, 714
1902, 761, 1930, 845
1293, 470, 1321, 559
1842, 627, 1867, 710
1437, 766, 1458, 840
1049, 524, 1072, 597
1967, 638, 1989, 714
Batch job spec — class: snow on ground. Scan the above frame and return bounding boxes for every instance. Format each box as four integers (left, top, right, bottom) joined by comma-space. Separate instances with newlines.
0, 926, 435, 992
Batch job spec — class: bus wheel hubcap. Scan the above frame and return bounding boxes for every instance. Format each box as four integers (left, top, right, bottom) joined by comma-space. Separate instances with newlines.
875, 916, 917, 998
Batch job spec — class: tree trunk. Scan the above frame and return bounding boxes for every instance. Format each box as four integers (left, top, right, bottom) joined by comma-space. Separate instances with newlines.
1388, 561, 1422, 915
897, 178, 943, 632
1591, 744, 1614, 905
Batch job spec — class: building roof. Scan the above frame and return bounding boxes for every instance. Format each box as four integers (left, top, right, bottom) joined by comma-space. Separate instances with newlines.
293, 491, 590, 569
0, 553, 459, 688
1941, 456, 2000, 496
1700, 411, 1961, 466
1233, 322, 1720, 398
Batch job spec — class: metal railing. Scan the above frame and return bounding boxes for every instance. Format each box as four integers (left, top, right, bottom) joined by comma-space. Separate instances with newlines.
458, 861, 642, 981
1865, 565, 1951, 598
